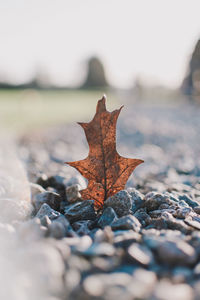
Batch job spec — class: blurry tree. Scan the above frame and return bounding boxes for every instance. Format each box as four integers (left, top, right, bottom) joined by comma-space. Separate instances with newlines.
181, 39, 200, 101
29, 66, 52, 89
82, 56, 108, 88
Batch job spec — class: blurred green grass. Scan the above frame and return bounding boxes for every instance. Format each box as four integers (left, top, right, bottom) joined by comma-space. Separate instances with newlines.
0, 89, 120, 133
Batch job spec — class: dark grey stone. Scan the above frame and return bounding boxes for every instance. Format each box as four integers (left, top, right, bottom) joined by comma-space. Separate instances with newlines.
48, 221, 66, 239
114, 230, 141, 248
111, 215, 141, 232
178, 194, 199, 208
36, 203, 61, 221
144, 192, 173, 212
33, 191, 61, 211
64, 200, 96, 222
194, 206, 200, 214
156, 239, 197, 266
104, 190, 132, 217
133, 208, 151, 226
97, 207, 118, 228
72, 220, 91, 235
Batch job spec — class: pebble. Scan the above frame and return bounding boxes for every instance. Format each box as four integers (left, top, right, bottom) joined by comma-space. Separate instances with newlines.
79, 242, 115, 257
111, 215, 141, 232
33, 191, 61, 211
156, 239, 197, 266
128, 269, 157, 299
36, 203, 61, 221
144, 192, 172, 212
194, 262, 200, 276
126, 187, 144, 213
64, 200, 96, 223
114, 230, 141, 248
104, 190, 132, 217
134, 208, 151, 226
172, 267, 193, 283
66, 184, 81, 203
178, 194, 199, 208
72, 220, 91, 235
48, 221, 66, 239
175, 207, 192, 219
185, 217, 200, 230
153, 280, 194, 300
97, 207, 118, 228
194, 206, 200, 214
127, 243, 154, 266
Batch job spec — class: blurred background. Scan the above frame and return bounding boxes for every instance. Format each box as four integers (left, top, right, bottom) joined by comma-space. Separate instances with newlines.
0, 0, 200, 133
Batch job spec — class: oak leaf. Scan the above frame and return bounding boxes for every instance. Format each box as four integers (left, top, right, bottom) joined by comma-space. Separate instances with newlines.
66, 95, 143, 210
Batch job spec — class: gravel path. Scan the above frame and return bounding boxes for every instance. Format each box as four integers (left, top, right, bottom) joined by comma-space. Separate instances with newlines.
1, 101, 200, 300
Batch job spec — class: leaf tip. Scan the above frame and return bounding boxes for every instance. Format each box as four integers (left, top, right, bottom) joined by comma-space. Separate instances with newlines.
77, 122, 88, 129
137, 159, 144, 165
96, 95, 107, 113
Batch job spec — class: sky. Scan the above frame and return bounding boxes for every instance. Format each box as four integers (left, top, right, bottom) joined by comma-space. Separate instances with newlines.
0, 0, 200, 88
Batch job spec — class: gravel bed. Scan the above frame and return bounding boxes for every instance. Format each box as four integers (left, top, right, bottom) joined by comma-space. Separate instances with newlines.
1, 101, 200, 300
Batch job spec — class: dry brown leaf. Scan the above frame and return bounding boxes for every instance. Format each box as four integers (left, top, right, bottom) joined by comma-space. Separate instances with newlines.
66, 95, 143, 210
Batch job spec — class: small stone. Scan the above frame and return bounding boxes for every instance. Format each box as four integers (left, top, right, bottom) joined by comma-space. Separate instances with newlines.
64, 200, 96, 223
114, 230, 141, 248
72, 220, 91, 235
91, 256, 120, 272
194, 262, 200, 276
80, 242, 115, 257
172, 267, 193, 283
94, 227, 114, 244
126, 269, 157, 299
179, 194, 199, 208
71, 236, 93, 252
127, 243, 154, 266
83, 275, 104, 297
185, 217, 200, 230
127, 187, 144, 213
134, 208, 151, 226
17, 218, 47, 241
25, 241, 65, 295
162, 212, 192, 234
37, 175, 66, 199
104, 190, 132, 217
83, 272, 133, 297
175, 207, 192, 219
40, 215, 52, 227
30, 182, 46, 197
33, 191, 61, 211
194, 206, 200, 214
36, 203, 60, 221
157, 239, 197, 266
65, 268, 81, 293
66, 184, 81, 203
36, 173, 49, 188
48, 221, 66, 239
153, 280, 194, 300
97, 207, 118, 228
144, 192, 171, 212
111, 215, 141, 232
